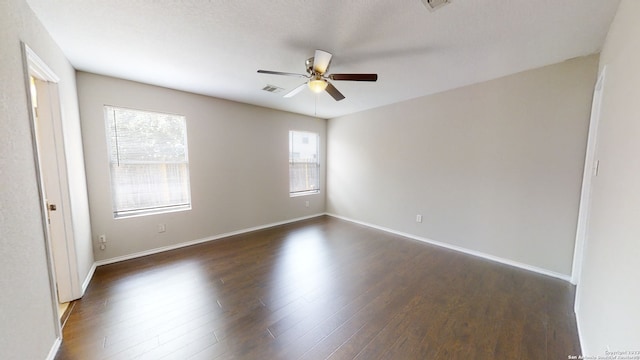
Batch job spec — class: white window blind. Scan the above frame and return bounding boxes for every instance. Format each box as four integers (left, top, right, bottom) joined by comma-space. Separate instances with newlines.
289, 130, 319, 195
104, 106, 191, 218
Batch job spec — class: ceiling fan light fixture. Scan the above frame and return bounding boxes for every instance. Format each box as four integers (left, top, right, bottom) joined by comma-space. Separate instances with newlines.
308, 78, 328, 93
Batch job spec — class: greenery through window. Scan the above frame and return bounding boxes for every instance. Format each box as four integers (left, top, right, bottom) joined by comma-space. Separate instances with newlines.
104, 106, 191, 218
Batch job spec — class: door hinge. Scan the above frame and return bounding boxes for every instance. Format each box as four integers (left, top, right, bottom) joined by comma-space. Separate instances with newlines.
593, 160, 600, 176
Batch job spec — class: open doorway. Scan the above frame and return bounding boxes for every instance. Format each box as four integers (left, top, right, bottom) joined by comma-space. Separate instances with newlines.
22, 44, 82, 327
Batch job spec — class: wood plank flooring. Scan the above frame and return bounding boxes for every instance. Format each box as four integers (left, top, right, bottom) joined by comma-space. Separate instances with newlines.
55, 215, 581, 359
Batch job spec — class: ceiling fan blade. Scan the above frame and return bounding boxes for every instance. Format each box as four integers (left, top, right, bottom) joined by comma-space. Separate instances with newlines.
257, 70, 308, 78
313, 50, 333, 74
329, 73, 378, 81
283, 82, 308, 98
325, 82, 345, 101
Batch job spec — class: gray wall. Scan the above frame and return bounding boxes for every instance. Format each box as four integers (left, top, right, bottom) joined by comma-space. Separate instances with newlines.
327, 55, 599, 276
576, 0, 640, 354
77, 72, 326, 261
0, 0, 92, 358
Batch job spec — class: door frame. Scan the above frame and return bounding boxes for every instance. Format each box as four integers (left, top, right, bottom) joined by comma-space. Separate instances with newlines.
571, 67, 606, 295
21, 43, 80, 332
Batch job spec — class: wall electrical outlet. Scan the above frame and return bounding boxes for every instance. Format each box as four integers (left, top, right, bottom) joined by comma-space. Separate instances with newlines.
158, 224, 166, 233
416, 214, 423, 223
99, 244, 106, 250
305, 201, 310, 208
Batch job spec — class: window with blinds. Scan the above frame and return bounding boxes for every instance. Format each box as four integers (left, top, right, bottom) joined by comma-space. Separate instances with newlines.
289, 130, 320, 196
104, 106, 191, 218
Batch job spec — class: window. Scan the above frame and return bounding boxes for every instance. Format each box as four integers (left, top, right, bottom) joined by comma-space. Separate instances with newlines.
289, 130, 319, 195
104, 106, 191, 218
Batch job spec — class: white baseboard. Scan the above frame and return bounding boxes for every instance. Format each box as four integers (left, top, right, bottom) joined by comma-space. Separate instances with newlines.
91, 210, 569, 282
575, 311, 586, 356
81, 262, 97, 295
574, 278, 586, 356
46, 337, 61, 360
326, 213, 572, 283
94, 213, 325, 266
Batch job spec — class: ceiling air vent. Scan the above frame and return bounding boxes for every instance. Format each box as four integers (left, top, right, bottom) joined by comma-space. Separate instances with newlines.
421, 0, 452, 11
262, 84, 284, 93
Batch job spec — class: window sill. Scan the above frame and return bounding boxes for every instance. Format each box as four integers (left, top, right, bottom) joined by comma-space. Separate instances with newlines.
114, 205, 191, 219
289, 190, 320, 198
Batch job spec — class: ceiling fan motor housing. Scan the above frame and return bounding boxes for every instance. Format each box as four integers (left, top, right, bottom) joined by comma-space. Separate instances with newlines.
306, 57, 315, 75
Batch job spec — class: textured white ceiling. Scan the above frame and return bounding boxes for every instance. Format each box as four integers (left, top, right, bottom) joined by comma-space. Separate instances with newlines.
25, 0, 619, 119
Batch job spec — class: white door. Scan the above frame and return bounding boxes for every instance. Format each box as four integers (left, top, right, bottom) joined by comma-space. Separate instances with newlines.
572, 67, 606, 311
30, 77, 80, 303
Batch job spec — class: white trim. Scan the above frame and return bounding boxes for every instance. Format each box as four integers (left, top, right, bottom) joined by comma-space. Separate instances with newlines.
24, 46, 60, 82
572, 67, 607, 359
81, 262, 97, 295
327, 213, 572, 282
575, 312, 586, 356
95, 214, 326, 266
21, 42, 63, 340
45, 337, 61, 360
572, 67, 607, 288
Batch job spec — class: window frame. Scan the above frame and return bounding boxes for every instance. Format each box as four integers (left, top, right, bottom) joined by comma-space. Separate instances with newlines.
289, 130, 320, 197
104, 105, 192, 219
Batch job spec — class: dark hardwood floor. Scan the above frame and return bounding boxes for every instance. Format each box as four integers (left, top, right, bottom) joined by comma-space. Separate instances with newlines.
55, 215, 581, 359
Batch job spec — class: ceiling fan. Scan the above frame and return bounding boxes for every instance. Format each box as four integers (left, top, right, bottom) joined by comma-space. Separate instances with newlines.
257, 50, 378, 101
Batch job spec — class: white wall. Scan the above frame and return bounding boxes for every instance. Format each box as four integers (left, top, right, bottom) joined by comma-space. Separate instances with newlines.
327, 55, 598, 276
576, 0, 640, 355
0, 0, 92, 358
77, 72, 326, 261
